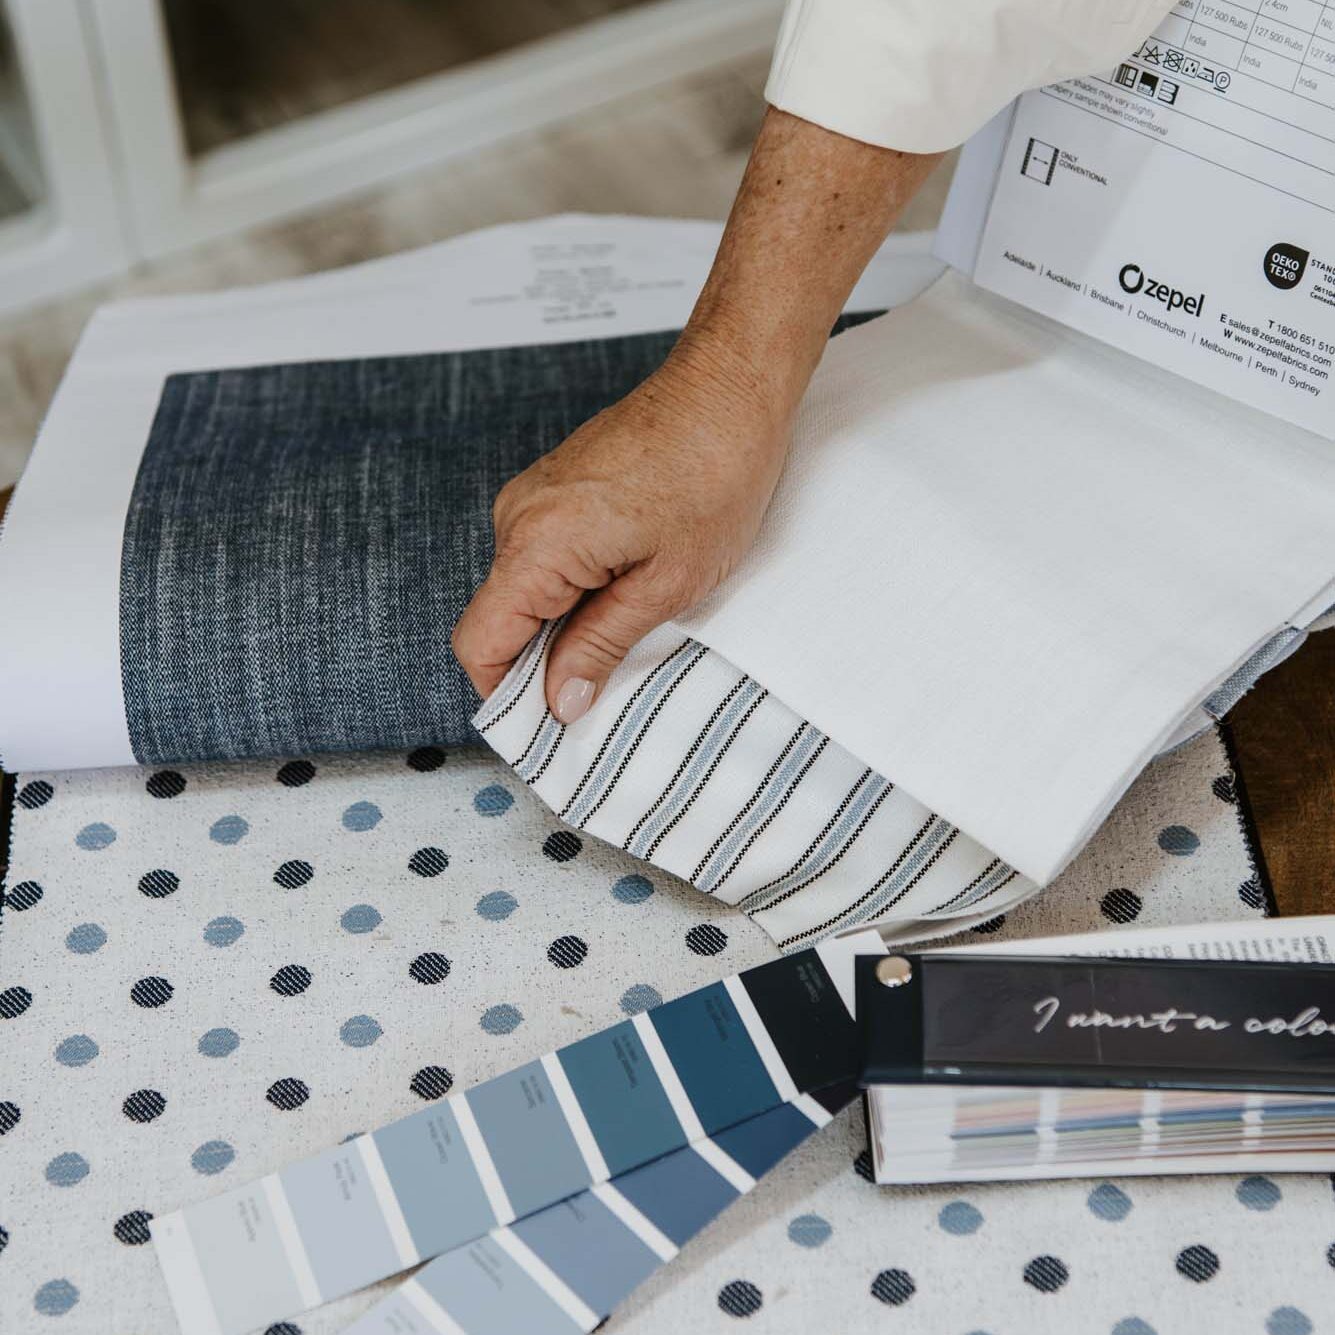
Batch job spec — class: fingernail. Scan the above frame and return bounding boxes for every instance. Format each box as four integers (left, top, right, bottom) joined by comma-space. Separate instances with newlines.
554, 677, 595, 725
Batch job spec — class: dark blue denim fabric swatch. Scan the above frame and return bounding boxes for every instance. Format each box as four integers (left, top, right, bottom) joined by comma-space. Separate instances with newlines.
120, 318, 877, 765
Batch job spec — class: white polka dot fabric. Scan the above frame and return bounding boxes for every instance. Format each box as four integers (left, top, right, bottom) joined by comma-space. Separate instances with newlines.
2, 728, 1326, 1335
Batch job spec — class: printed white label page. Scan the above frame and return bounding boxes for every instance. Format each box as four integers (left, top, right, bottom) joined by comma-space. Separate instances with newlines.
968, 1, 1335, 438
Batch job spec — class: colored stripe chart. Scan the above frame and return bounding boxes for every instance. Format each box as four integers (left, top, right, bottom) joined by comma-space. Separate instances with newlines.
151, 932, 883, 1335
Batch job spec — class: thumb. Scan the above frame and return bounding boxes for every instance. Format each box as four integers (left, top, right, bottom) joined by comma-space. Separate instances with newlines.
545, 570, 679, 724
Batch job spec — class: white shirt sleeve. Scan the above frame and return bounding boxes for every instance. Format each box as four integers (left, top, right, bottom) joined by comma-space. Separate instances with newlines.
766, 0, 1178, 153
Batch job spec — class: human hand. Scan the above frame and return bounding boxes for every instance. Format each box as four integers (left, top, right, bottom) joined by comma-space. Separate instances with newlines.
451, 334, 790, 723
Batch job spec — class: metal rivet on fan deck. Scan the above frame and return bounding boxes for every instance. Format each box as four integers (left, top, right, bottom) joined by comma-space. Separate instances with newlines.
875, 956, 913, 988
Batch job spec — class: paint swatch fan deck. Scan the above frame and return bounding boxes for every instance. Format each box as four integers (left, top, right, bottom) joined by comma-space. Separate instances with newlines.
860, 947, 1335, 1185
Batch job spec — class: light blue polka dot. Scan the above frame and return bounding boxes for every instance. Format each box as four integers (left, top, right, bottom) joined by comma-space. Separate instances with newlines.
473, 785, 514, 816
476, 891, 518, 921
33, 1279, 79, 1316
341, 801, 382, 832
198, 1027, 239, 1058
209, 814, 249, 845
1112, 1320, 1156, 1335
612, 874, 655, 904
787, 1213, 832, 1248
1087, 1182, 1133, 1221
481, 1003, 523, 1035
341, 903, 382, 934
65, 923, 106, 954
74, 823, 115, 851
619, 984, 662, 1015
1236, 1175, 1281, 1211
1157, 824, 1200, 855
54, 1035, 98, 1068
1266, 1308, 1312, 1335
45, 1152, 89, 1187
203, 916, 245, 947
938, 1200, 984, 1235
191, 1140, 235, 1175
341, 1015, 383, 1048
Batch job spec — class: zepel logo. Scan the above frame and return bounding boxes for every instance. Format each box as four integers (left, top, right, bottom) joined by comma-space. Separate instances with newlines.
1118, 263, 1205, 317
1264, 242, 1308, 290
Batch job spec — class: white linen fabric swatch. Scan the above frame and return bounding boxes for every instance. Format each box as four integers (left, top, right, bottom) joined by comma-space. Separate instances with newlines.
481, 272, 1335, 942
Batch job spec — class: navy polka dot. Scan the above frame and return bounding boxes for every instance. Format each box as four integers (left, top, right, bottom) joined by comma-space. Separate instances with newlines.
970, 915, 1007, 934
266, 1078, 309, 1110
191, 1140, 235, 1175
0, 1223, 7, 1255
1023, 1255, 1069, 1292
1175, 1244, 1219, 1282
270, 965, 312, 996
17, 779, 54, 809
718, 1279, 763, 1317
407, 746, 445, 772
7, 880, 42, 911
341, 801, 382, 832
542, 831, 583, 862
54, 1035, 98, 1067
138, 868, 179, 899
131, 976, 173, 1008
853, 1149, 875, 1182
1211, 774, 1236, 803
75, 822, 116, 851
265, 1324, 302, 1335
45, 1152, 90, 1187
620, 984, 662, 1015
198, 1027, 240, 1058
473, 785, 513, 816
1, 986, 33, 1019
146, 770, 186, 798
1100, 888, 1142, 924
1158, 825, 1200, 855
547, 935, 588, 968
1327, 1240, 1335, 1268
787, 1213, 832, 1247
870, 1269, 916, 1305
203, 916, 245, 947
65, 923, 106, 954
122, 1089, 166, 1123
0, 1101, 21, 1134
612, 874, 654, 904
1235, 1175, 1281, 1211
409, 953, 451, 984
341, 904, 381, 934
1087, 1183, 1133, 1221
209, 814, 249, 845
938, 1201, 983, 1235
114, 1210, 153, 1246
1239, 877, 1266, 910
411, 1066, 454, 1100
686, 923, 728, 956
277, 760, 316, 787
476, 891, 518, 920
340, 1015, 382, 1048
409, 847, 449, 877
273, 860, 314, 889
480, 1003, 523, 1035
33, 1279, 79, 1316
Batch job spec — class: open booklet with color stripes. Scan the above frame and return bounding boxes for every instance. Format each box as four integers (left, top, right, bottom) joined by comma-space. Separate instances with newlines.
150, 931, 884, 1335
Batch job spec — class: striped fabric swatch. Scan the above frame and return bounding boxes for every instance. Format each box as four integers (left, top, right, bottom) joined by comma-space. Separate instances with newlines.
475, 622, 1037, 951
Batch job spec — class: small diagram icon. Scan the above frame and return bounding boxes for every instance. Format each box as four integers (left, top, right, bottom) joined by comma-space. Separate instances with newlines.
1115, 62, 1138, 88
1136, 69, 1160, 98
1157, 79, 1180, 104
1020, 137, 1058, 184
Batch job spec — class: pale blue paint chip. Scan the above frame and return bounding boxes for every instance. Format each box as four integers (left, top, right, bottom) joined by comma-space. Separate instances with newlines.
1158, 824, 1200, 855
476, 891, 518, 921
1087, 1183, 1133, 1221
341, 903, 382, 934
612, 874, 654, 904
480, 1003, 523, 1035
45, 1152, 89, 1187
619, 984, 662, 1015
34, 1279, 79, 1316
938, 1201, 984, 1235
787, 1213, 832, 1248
1236, 1175, 1281, 1211
473, 785, 514, 816
203, 916, 245, 947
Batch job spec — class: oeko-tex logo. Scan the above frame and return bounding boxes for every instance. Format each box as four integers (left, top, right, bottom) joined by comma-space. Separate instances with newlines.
1263, 242, 1308, 291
